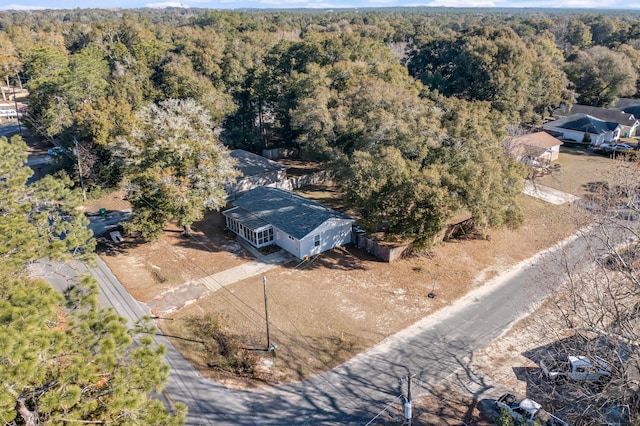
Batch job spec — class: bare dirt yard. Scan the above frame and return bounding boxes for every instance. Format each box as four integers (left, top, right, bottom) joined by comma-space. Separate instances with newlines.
95, 146, 633, 424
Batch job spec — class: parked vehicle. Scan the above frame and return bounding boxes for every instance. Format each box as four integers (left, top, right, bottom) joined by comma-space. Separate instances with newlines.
597, 143, 636, 154
540, 355, 610, 382
47, 147, 65, 156
0, 108, 17, 118
598, 142, 617, 151
614, 143, 635, 151
495, 393, 567, 426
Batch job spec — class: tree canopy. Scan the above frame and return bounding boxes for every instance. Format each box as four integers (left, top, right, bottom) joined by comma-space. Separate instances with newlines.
0, 135, 94, 269
113, 98, 238, 240
6, 7, 640, 244
408, 26, 571, 124
564, 46, 638, 106
0, 273, 186, 425
0, 135, 186, 425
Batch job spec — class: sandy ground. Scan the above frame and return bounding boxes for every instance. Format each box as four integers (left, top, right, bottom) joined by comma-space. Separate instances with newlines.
101, 191, 580, 388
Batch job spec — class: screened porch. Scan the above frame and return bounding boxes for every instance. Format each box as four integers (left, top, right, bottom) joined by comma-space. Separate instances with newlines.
223, 207, 275, 248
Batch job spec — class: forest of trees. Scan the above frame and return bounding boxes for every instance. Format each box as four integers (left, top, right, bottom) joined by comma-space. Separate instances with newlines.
3, 7, 640, 424
2, 8, 640, 243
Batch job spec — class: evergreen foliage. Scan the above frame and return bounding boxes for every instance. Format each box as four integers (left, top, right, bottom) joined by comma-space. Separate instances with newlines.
5, 7, 640, 244
0, 136, 186, 424
0, 136, 94, 269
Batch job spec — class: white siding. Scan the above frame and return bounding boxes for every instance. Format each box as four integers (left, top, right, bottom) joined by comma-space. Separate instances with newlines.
273, 228, 301, 259
541, 125, 603, 145
270, 219, 354, 259
298, 219, 353, 259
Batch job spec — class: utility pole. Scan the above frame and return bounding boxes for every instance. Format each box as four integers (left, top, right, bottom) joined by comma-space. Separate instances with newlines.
262, 276, 277, 355
404, 374, 413, 426
11, 84, 22, 136
263, 276, 270, 349
74, 138, 87, 202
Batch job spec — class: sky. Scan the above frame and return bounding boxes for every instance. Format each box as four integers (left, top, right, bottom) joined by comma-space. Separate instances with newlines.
3, 0, 640, 12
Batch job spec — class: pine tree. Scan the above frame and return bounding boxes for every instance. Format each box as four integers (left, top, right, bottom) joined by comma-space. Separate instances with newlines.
0, 272, 187, 425
0, 135, 186, 424
0, 135, 94, 269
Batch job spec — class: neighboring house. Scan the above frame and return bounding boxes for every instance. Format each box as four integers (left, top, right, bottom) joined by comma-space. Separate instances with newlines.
503, 131, 563, 167
225, 149, 288, 200
542, 114, 621, 145
613, 99, 640, 125
554, 104, 639, 137
223, 186, 354, 259
613, 98, 640, 111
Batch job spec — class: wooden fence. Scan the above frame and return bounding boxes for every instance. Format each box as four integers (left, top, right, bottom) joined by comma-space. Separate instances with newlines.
352, 232, 408, 263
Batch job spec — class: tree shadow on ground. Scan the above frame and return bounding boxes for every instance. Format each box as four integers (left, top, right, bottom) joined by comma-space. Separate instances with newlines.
290, 244, 375, 272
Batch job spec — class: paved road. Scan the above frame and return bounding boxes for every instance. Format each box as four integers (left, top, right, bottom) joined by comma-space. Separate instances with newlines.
0, 123, 21, 138
26, 155, 53, 167
33, 219, 633, 425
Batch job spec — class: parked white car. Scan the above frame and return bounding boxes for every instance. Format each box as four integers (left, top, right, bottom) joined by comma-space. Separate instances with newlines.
0, 108, 17, 118
598, 143, 636, 153
540, 355, 610, 382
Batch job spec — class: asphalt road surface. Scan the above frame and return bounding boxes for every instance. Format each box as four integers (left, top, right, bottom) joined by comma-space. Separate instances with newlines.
33, 218, 634, 425
0, 123, 21, 138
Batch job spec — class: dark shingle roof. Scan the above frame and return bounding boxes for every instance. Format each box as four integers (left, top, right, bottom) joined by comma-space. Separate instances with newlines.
621, 105, 640, 117
553, 114, 620, 134
230, 150, 287, 178
614, 98, 640, 110
557, 105, 637, 125
229, 187, 353, 239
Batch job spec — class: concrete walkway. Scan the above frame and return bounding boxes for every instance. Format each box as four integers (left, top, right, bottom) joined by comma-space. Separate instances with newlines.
523, 180, 579, 205
148, 241, 295, 315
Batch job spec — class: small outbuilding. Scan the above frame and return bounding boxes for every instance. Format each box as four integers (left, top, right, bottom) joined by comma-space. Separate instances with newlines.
503, 131, 563, 167
223, 186, 354, 259
225, 149, 288, 200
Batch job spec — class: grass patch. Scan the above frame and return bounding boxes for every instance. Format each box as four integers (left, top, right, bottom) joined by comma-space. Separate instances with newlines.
536, 145, 635, 196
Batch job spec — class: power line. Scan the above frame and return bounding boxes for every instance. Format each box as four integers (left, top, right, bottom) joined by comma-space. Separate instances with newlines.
364, 394, 404, 426
21, 114, 368, 414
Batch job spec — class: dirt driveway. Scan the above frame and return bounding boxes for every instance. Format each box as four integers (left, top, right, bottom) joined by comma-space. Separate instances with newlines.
93, 146, 627, 423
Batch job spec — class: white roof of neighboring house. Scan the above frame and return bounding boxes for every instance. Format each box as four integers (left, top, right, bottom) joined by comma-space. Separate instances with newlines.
504, 132, 562, 158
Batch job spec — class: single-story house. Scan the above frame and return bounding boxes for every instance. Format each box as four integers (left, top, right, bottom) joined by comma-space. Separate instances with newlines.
503, 131, 563, 166
554, 104, 639, 137
223, 186, 354, 259
542, 114, 621, 145
225, 149, 288, 200
613, 98, 640, 111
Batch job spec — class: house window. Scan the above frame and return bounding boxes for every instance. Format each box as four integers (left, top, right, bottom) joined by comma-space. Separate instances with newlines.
314, 234, 320, 247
